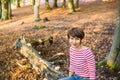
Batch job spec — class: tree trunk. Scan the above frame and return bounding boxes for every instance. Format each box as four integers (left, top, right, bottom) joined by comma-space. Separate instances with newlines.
62, 0, 66, 8
14, 35, 67, 80
0, 1, 2, 19
75, 0, 79, 8
106, 24, 120, 71
106, 0, 120, 71
16, 0, 21, 8
68, 0, 75, 13
53, 0, 58, 8
30, 0, 35, 6
8, 0, 12, 18
45, 0, 51, 10
1, 0, 9, 20
33, 0, 40, 21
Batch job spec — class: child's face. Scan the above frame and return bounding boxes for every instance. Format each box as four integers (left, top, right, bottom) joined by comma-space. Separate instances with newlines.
69, 36, 81, 49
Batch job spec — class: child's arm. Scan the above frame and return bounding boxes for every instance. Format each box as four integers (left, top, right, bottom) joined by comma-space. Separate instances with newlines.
85, 49, 96, 80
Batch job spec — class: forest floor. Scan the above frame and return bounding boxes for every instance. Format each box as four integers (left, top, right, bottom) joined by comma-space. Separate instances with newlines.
0, 1, 120, 80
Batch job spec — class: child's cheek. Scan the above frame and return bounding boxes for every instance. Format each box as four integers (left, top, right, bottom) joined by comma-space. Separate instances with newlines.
69, 39, 72, 45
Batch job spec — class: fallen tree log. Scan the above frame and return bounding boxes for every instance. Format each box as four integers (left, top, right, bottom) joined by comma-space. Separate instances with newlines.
14, 35, 67, 80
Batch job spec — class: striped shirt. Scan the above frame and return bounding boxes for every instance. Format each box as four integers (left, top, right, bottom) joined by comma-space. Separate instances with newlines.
69, 46, 96, 80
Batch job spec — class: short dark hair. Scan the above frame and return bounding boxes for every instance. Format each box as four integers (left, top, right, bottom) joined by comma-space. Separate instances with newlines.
67, 27, 85, 40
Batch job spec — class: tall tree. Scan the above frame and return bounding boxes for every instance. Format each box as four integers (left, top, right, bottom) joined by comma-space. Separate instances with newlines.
106, 0, 120, 70
33, 0, 40, 21
97, 0, 120, 71
53, 0, 58, 8
16, 0, 21, 8
68, 0, 75, 13
8, 0, 12, 18
75, 0, 79, 8
0, 1, 2, 18
1, 0, 11, 20
62, 0, 66, 8
45, 0, 51, 10
30, 0, 35, 6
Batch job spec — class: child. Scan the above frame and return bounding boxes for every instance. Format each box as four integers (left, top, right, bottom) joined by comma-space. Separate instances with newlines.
60, 27, 96, 80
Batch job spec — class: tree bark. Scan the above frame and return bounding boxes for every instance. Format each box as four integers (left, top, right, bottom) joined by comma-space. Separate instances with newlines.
16, 0, 21, 8
75, 0, 79, 8
53, 0, 58, 8
8, 0, 12, 18
68, 0, 75, 13
45, 0, 51, 10
1, 0, 9, 20
107, 20, 120, 70
62, 0, 66, 8
30, 0, 35, 6
33, 0, 40, 21
0, 1, 2, 19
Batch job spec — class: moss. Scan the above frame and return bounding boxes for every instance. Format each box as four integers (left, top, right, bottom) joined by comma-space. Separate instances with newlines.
29, 50, 35, 59
96, 59, 107, 69
32, 25, 46, 29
